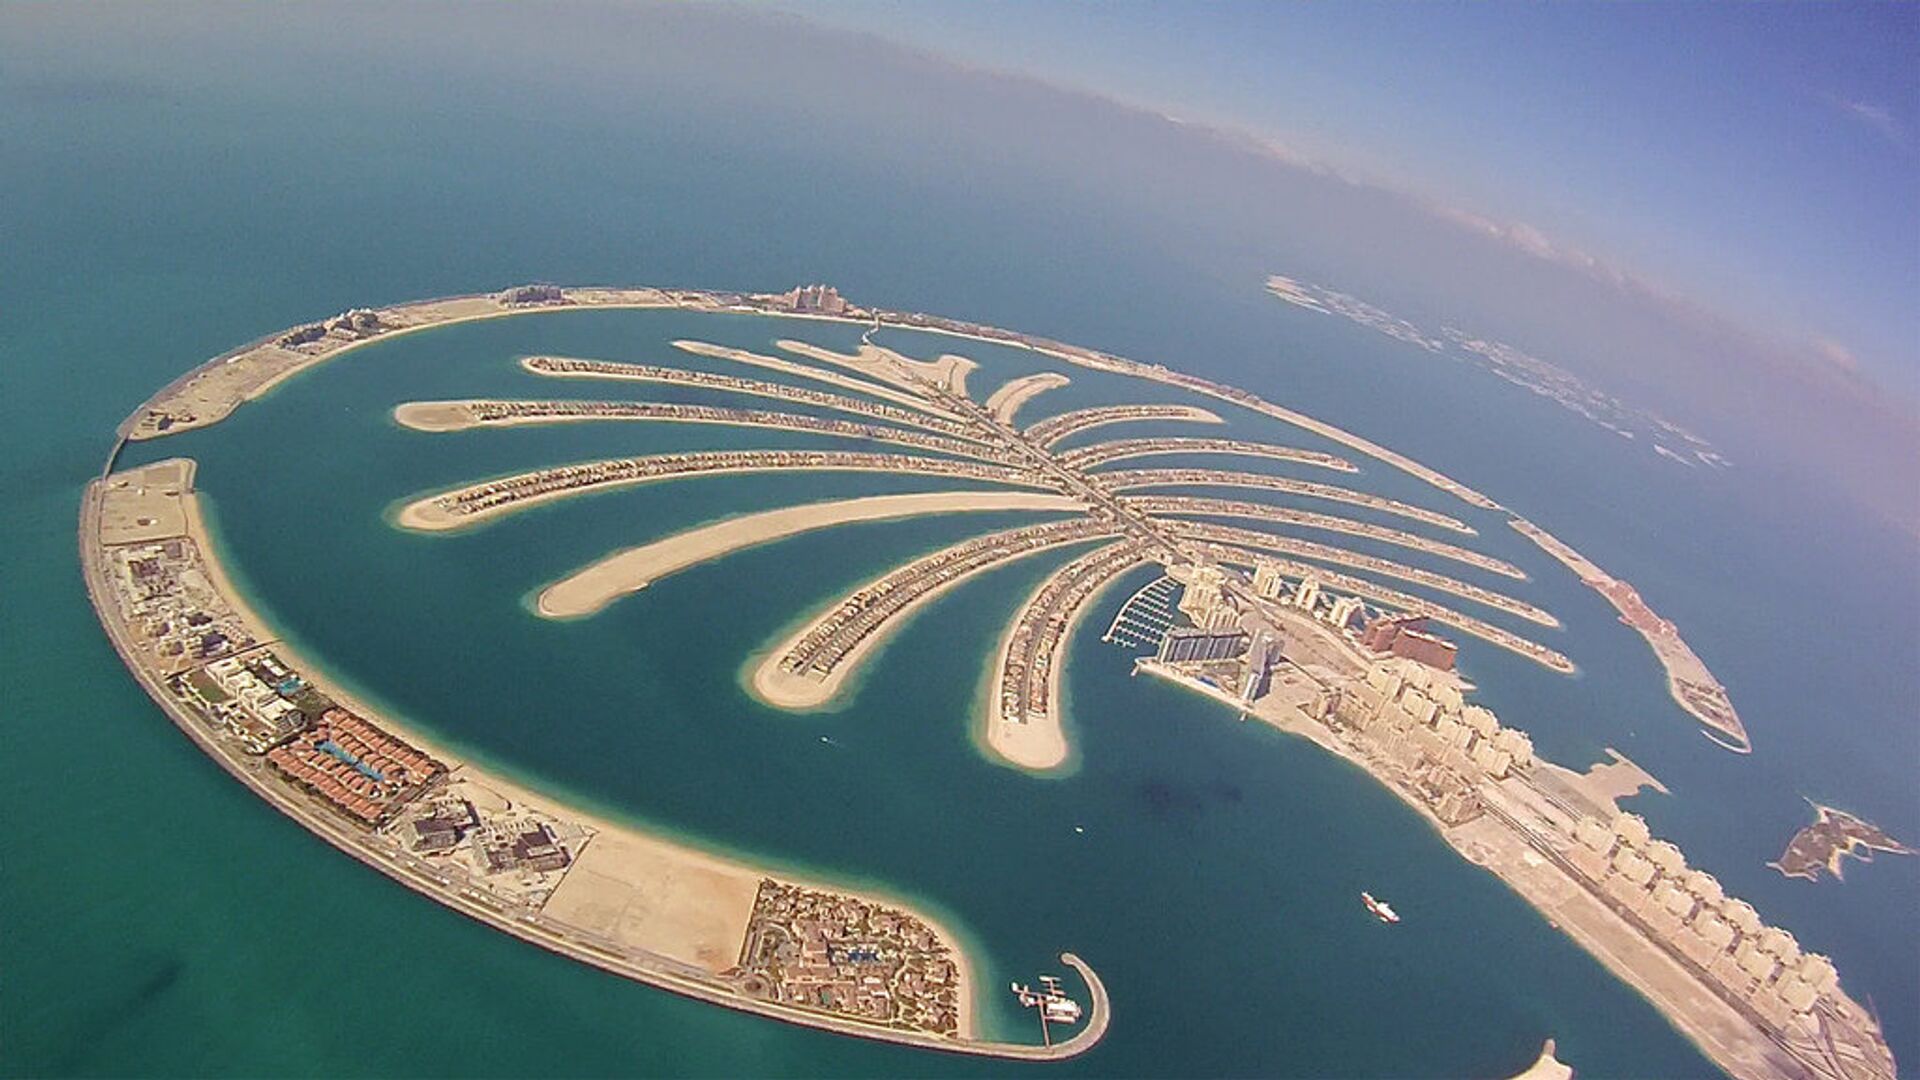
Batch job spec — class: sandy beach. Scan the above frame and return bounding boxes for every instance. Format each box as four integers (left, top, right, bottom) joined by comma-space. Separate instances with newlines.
776, 339, 977, 399
984, 371, 1070, 424
672, 340, 957, 415
90, 459, 989, 1043
749, 529, 1115, 711
983, 552, 1144, 772
538, 491, 1086, 619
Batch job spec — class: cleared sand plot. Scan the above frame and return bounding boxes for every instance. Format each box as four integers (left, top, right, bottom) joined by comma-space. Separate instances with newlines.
98, 459, 193, 543
673, 340, 954, 415
540, 829, 763, 974
776, 339, 977, 399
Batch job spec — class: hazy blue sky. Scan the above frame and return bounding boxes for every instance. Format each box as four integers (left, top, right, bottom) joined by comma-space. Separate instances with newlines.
3, 1, 1914, 529
792, 1, 1920, 399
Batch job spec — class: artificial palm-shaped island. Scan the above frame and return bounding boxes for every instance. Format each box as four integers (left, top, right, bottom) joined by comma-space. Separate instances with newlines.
81, 284, 1888, 1078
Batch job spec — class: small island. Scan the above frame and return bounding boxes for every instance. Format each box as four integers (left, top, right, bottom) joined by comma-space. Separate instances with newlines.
1770, 801, 1915, 883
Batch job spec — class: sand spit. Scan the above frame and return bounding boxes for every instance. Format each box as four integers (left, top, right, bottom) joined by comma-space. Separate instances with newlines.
671, 340, 955, 416
1507, 1040, 1573, 1080
538, 491, 1087, 618
777, 339, 977, 399
984, 372, 1070, 425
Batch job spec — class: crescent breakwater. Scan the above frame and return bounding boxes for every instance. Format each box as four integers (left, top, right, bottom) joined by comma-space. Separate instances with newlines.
81, 456, 1119, 1059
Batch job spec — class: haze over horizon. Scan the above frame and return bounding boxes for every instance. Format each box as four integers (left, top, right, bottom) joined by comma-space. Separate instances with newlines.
780, 0, 1920, 535
5, 1, 1916, 534
791, 3, 1919, 392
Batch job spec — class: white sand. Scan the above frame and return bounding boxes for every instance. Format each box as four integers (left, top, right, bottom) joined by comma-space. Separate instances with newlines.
750, 528, 1113, 710
983, 547, 1146, 772
983, 371, 1069, 424
776, 339, 977, 399
538, 491, 1085, 618
673, 340, 953, 415
137, 470, 983, 1036
1507, 1040, 1574, 1080
540, 828, 764, 973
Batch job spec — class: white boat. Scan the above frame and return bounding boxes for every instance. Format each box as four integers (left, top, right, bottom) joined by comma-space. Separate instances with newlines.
1011, 976, 1084, 1025
1362, 891, 1400, 924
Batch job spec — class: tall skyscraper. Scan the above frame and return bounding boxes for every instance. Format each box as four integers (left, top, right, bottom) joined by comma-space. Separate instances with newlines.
1293, 576, 1321, 612
1328, 595, 1364, 630
1251, 558, 1286, 600
1178, 564, 1229, 626
1240, 628, 1280, 703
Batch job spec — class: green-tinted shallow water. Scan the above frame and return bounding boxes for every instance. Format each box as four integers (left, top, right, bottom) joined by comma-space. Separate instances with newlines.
2, 18, 1913, 1077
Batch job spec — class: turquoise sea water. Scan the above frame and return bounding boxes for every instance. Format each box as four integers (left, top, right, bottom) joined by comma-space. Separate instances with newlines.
3, 24, 1914, 1079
